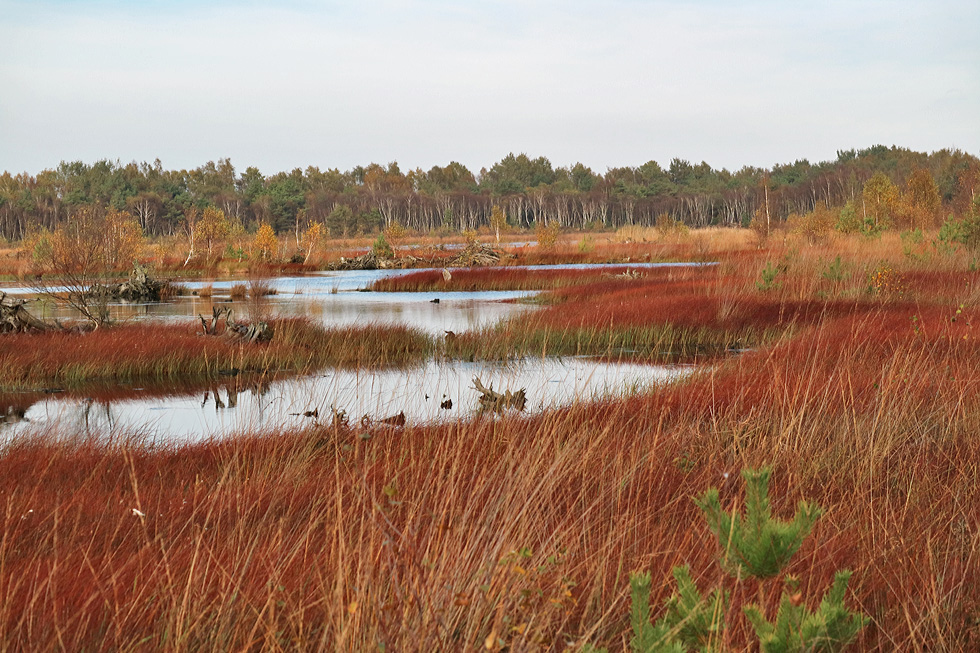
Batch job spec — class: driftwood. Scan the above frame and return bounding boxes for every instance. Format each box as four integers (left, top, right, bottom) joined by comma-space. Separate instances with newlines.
450, 242, 501, 267
226, 320, 273, 343
116, 262, 168, 301
380, 410, 406, 426
200, 306, 231, 335
472, 376, 527, 413
358, 410, 406, 428
329, 252, 424, 271
331, 252, 396, 271
0, 291, 57, 333
89, 262, 170, 302
199, 306, 273, 343
331, 407, 350, 430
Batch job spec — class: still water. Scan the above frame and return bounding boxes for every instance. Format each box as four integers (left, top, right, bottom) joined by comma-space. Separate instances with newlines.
3, 269, 535, 335
2, 264, 700, 442
5, 357, 690, 444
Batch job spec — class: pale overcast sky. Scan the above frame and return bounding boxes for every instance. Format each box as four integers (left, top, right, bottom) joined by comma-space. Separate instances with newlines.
1, 0, 977, 176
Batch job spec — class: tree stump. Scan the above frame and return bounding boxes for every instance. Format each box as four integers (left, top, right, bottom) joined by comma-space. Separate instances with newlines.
0, 292, 56, 333
472, 376, 527, 413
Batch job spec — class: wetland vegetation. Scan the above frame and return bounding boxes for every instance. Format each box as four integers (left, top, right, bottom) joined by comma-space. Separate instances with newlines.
1, 147, 979, 650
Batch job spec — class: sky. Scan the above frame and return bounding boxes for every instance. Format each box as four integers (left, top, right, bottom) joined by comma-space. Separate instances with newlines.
1, 0, 978, 177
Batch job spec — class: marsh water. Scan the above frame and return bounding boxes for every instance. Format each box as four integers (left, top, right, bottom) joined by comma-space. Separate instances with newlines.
5, 358, 689, 444
3, 268, 535, 335
1, 264, 697, 442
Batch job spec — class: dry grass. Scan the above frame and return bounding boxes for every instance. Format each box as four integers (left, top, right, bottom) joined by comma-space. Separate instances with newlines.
2, 230, 980, 650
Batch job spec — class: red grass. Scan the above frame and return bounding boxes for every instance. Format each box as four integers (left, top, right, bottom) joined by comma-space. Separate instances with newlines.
370, 265, 655, 292
0, 319, 433, 389
3, 239, 980, 649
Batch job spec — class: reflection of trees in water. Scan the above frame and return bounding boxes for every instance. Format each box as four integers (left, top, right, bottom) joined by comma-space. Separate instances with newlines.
2, 396, 118, 434
201, 379, 271, 413
2, 374, 284, 439
82, 397, 115, 436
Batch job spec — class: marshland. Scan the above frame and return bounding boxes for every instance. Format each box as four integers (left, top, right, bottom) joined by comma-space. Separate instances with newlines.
1, 148, 979, 651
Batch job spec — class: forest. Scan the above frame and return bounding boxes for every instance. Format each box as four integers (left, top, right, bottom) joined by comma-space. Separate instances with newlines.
1, 145, 978, 243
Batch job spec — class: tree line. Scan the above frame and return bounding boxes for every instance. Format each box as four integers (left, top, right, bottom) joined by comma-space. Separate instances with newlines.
1, 145, 977, 242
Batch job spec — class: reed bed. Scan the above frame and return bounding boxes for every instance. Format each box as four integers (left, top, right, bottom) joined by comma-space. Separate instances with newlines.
443, 265, 849, 362
370, 266, 646, 293
446, 322, 765, 363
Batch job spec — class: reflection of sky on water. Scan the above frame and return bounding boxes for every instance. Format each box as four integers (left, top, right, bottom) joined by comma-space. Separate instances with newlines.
0, 264, 709, 442
6, 358, 692, 444
0, 262, 707, 296
3, 269, 536, 335
0, 263, 708, 334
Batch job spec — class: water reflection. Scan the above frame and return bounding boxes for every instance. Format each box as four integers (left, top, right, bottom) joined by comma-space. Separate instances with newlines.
0, 263, 708, 335
4, 358, 691, 444
3, 270, 537, 335
1, 264, 708, 443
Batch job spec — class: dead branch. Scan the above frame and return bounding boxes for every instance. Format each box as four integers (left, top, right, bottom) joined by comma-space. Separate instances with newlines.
200, 306, 232, 335
225, 322, 273, 344
472, 376, 527, 413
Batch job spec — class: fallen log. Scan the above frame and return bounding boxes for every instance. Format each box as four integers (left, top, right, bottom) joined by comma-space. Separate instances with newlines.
472, 376, 527, 413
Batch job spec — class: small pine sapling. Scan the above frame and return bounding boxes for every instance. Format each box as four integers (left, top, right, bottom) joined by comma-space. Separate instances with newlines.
695, 467, 821, 579
744, 572, 868, 653
629, 566, 727, 652
621, 468, 866, 653
756, 261, 783, 291
629, 571, 684, 653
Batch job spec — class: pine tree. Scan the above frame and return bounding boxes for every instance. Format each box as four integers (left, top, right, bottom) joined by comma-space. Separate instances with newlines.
695, 467, 821, 579
622, 468, 866, 652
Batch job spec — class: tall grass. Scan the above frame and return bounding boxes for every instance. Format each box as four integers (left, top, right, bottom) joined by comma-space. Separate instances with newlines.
3, 313, 978, 649
370, 266, 648, 292
0, 319, 434, 389
2, 231, 980, 649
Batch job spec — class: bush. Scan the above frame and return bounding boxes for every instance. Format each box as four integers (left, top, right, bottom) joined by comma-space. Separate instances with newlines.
535, 221, 561, 249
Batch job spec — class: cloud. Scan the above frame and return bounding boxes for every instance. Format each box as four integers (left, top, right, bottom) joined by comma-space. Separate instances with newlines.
1, 0, 977, 174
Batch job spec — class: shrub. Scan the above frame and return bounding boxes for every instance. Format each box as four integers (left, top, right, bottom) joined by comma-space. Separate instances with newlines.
536, 221, 561, 250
